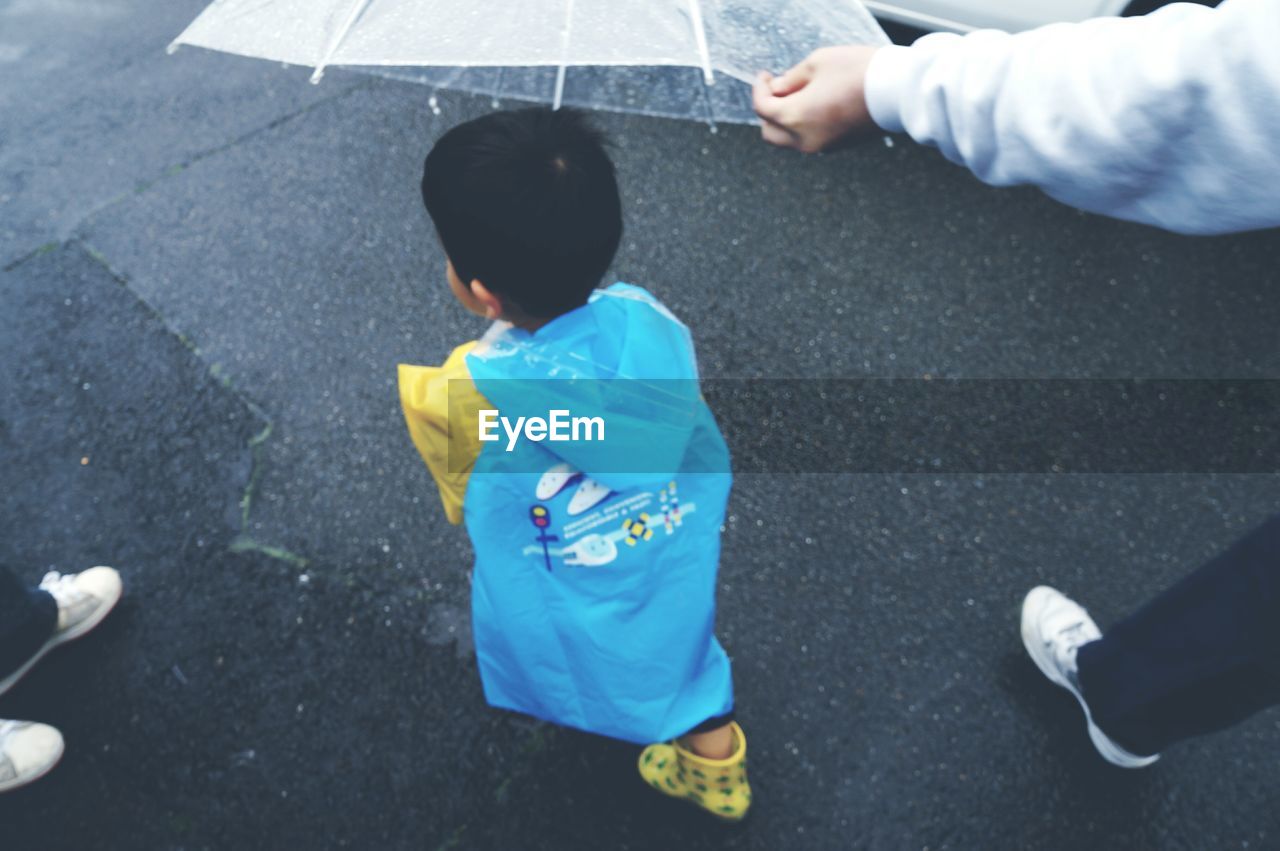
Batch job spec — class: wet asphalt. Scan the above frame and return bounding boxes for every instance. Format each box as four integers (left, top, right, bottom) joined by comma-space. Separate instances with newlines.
2, 1, 1279, 848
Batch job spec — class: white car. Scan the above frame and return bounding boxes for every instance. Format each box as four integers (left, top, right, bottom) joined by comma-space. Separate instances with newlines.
866, 0, 1207, 33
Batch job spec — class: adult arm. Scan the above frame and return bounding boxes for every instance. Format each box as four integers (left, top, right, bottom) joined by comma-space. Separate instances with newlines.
758, 0, 1280, 235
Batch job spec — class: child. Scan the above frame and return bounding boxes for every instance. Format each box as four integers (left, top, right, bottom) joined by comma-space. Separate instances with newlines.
398, 108, 750, 821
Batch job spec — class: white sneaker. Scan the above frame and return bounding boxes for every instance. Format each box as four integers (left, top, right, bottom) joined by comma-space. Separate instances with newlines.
0, 720, 64, 793
0, 567, 123, 698
1020, 585, 1160, 769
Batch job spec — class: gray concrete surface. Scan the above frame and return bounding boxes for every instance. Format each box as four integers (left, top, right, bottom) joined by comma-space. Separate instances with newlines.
2, 1, 1279, 848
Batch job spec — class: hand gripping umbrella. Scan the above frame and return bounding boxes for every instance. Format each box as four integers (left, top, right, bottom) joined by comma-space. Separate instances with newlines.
169, 0, 887, 124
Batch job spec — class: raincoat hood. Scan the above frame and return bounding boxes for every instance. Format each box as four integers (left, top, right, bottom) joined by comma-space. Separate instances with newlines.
465, 284, 721, 492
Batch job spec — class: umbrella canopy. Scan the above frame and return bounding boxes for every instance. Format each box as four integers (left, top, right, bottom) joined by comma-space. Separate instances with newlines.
169, 0, 887, 124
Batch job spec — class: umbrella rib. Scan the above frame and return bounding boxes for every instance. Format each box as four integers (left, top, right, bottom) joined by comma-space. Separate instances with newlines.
310, 0, 376, 83
553, 0, 576, 109
687, 0, 714, 86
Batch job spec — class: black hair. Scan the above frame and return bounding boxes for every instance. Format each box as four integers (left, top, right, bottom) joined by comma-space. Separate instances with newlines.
421, 107, 623, 318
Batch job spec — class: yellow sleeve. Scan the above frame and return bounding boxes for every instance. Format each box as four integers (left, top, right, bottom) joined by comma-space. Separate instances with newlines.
397, 341, 490, 525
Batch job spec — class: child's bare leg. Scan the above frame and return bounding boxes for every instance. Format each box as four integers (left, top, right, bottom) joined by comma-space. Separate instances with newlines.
682, 722, 734, 759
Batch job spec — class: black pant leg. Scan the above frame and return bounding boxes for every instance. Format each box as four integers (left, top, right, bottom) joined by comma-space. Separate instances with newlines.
1076, 513, 1280, 756
0, 563, 58, 682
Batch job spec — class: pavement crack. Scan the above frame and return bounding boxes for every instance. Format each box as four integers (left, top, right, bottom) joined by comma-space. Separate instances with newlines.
433, 823, 469, 851
2, 241, 61, 273
239, 422, 273, 530
68, 76, 377, 245
226, 421, 313, 569
128, 76, 375, 197
67, 238, 310, 570
229, 536, 310, 569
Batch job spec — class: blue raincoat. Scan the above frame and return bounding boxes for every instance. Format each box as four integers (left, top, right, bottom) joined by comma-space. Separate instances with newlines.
399, 284, 733, 744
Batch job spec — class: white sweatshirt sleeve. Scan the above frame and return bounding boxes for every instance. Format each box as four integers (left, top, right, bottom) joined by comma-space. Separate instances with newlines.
864, 0, 1280, 235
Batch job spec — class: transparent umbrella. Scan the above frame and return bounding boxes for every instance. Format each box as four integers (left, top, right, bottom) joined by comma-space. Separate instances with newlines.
169, 0, 887, 125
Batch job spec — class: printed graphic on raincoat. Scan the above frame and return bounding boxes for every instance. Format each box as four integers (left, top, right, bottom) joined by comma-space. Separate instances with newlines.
399, 283, 734, 744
